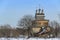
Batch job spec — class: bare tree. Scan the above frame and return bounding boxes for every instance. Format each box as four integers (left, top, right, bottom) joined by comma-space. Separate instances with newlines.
0, 24, 12, 37
17, 15, 34, 38
49, 21, 60, 37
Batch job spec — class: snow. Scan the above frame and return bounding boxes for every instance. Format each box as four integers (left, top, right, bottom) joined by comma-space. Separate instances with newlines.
0, 38, 60, 40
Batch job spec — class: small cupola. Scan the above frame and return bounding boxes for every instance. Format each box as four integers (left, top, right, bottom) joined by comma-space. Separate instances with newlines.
40, 9, 44, 15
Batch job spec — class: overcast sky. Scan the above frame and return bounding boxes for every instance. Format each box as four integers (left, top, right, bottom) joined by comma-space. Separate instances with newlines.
0, 0, 60, 27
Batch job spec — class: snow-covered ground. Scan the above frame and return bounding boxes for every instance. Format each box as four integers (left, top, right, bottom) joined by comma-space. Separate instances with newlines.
0, 38, 60, 40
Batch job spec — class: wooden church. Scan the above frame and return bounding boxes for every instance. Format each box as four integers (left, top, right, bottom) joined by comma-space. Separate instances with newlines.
30, 8, 52, 38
